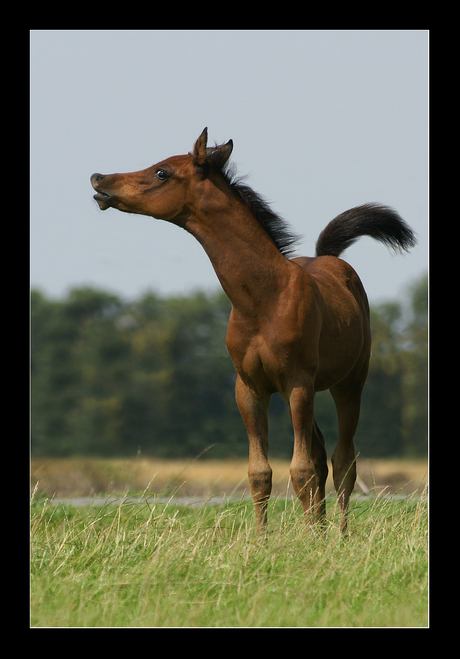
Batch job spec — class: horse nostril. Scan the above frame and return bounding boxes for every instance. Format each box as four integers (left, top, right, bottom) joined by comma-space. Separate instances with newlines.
91, 173, 105, 186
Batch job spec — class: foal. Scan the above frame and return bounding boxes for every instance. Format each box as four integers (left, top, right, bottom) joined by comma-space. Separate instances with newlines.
92, 128, 416, 532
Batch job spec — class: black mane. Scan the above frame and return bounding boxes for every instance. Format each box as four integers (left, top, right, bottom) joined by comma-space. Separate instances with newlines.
218, 162, 300, 258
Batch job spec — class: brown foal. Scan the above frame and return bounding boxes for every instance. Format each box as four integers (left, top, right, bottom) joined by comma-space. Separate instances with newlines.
92, 128, 416, 533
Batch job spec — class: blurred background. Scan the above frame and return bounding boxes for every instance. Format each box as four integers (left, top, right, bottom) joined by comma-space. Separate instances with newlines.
31, 30, 428, 464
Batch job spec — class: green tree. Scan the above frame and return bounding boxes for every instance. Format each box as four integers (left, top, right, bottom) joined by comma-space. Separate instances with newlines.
153, 291, 245, 458
31, 274, 427, 460
31, 289, 81, 455
355, 274, 428, 458
355, 301, 405, 457
400, 273, 428, 455
31, 288, 125, 456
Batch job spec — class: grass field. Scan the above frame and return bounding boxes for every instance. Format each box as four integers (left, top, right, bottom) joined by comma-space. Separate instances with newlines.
30, 464, 428, 627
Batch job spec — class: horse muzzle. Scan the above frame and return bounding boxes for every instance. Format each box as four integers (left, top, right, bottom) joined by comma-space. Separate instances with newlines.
91, 173, 114, 210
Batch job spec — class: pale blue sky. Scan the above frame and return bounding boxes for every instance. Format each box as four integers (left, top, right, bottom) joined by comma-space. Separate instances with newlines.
31, 30, 428, 304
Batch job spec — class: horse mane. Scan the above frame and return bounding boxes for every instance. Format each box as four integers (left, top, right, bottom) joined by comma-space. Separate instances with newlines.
216, 160, 300, 258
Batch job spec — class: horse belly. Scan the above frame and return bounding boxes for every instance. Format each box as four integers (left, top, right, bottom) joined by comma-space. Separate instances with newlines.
314, 316, 369, 391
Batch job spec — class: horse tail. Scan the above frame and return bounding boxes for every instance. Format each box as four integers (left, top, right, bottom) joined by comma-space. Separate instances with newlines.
315, 203, 417, 258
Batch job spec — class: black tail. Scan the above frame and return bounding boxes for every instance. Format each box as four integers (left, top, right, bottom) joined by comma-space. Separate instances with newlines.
315, 203, 417, 258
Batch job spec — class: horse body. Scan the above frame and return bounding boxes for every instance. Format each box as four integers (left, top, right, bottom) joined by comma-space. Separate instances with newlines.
224, 253, 372, 529
92, 128, 415, 533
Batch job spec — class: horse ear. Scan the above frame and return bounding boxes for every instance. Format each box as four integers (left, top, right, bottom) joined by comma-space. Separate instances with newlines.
193, 127, 208, 165
207, 139, 233, 170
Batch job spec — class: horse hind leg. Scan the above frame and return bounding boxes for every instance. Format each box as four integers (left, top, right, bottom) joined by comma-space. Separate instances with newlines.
330, 379, 364, 533
312, 420, 328, 523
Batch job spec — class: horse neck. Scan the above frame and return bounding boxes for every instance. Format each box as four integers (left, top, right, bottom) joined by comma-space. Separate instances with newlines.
185, 184, 291, 319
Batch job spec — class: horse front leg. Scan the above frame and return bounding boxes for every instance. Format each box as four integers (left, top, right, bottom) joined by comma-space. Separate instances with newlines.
235, 375, 272, 531
288, 381, 328, 527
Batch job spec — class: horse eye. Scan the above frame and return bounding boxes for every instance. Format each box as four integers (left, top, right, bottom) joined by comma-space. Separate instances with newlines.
155, 169, 168, 181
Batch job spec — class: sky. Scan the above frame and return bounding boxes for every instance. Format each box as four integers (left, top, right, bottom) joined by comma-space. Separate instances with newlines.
30, 30, 428, 305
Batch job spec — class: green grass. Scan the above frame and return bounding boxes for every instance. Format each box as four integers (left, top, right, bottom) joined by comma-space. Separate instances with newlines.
30, 492, 428, 628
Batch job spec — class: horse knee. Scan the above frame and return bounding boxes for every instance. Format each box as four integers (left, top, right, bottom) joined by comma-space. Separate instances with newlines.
289, 463, 315, 497
248, 466, 272, 499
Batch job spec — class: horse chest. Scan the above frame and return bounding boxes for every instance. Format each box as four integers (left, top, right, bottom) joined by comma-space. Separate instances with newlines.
226, 326, 299, 394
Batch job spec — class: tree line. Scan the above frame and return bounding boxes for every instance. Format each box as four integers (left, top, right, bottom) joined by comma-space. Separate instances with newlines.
31, 273, 427, 460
